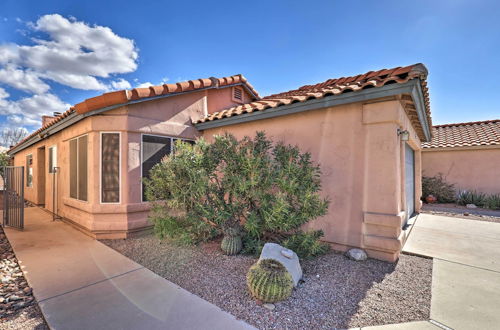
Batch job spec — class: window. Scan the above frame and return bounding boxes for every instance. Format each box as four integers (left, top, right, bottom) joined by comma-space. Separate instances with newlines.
69, 135, 88, 201
48, 146, 57, 173
141, 135, 194, 201
101, 133, 120, 203
26, 154, 33, 187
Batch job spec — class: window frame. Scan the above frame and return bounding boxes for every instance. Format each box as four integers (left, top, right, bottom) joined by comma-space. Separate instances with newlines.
140, 133, 194, 203
100, 131, 122, 205
26, 154, 33, 187
48, 145, 57, 173
69, 134, 89, 202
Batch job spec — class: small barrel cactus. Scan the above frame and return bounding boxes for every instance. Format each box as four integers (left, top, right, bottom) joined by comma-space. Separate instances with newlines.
221, 226, 242, 255
221, 235, 242, 255
247, 259, 293, 303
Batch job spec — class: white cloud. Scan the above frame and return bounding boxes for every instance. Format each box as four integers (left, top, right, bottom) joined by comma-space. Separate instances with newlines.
0, 14, 138, 91
136, 82, 153, 88
0, 14, 140, 131
109, 78, 131, 90
0, 65, 50, 94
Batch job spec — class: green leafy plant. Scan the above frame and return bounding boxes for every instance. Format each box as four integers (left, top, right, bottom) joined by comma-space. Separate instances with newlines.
247, 259, 293, 303
422, 174, 456, 203
456, 190, 486, 207
0, 152, 10, 182
282, 230, 330, 259
145, 132, 329, 256
484, 194, 500, 210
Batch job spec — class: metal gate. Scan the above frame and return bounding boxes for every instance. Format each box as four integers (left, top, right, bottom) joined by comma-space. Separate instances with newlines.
2, 166, 24, 230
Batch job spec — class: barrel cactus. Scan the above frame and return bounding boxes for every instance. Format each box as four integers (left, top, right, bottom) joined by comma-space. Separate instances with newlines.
221, 227, 242, 255
247, 259, 293, 303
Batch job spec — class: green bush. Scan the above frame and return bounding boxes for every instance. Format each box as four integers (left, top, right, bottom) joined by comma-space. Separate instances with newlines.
484, 194, 500, 210
145, 132, 329, 257
422, 174, 456, 203
282, 230, 330, 259
456, 190, 487, 207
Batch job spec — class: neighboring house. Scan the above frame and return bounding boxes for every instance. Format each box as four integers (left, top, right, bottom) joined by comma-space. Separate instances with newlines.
8, 63, 432, 262
422, 120, 500, 194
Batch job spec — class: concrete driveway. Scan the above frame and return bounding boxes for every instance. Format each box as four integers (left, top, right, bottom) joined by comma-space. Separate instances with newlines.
403, 213, 500, 330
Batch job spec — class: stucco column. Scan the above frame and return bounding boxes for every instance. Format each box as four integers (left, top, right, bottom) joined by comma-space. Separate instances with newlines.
361, 100, 406, 261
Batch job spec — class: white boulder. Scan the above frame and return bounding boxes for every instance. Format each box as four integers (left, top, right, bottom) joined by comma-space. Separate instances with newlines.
259, 243, 302, 287
346, 248, 367, 261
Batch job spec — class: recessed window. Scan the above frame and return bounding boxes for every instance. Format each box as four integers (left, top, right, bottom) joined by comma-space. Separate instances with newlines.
69, 135, 88, 201
26, 154, 33, 187
48, 146, 57, 173
101, 133, 120, 203
141, 135, 194, 202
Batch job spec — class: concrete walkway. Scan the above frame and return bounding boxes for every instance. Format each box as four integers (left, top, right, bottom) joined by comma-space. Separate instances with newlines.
403, 213, 500, 330
4, 207, 253, 330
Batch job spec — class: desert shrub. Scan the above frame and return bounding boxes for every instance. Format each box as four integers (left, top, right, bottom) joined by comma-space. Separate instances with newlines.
422, 174, 456, 203
282, 230, 330, 259
456, 190, 486, 207
145, 132, 329, 256
484, 194, 500, 210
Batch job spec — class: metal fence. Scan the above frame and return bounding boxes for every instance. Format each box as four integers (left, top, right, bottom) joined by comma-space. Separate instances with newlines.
2, 166, 24, 230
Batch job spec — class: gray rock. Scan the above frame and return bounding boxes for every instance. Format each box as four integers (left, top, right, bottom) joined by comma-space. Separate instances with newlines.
466, 204, 477, 209
263, 303, 275, 311
346, 248, 368, 261
259, 243, 302, 287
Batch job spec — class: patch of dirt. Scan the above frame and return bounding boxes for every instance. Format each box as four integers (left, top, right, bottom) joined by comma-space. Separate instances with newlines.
422, 203, 500, 223
102, 235, 432, 329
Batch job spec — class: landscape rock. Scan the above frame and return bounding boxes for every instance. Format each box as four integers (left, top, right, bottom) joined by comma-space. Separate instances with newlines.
263, 303, 275, 311
346, 248, 368, 261
259, 243, 302, 287
466, 204, 477, 209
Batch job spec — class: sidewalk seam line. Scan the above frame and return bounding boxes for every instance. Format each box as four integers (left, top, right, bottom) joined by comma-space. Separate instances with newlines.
435, 258, 500, 274
38, 266, 144, 303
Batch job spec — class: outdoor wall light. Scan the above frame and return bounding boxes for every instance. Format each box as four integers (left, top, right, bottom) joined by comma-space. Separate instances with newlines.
398, 129, 410, 141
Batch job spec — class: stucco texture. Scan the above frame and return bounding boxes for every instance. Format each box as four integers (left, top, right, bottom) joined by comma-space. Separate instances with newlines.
202, 99, 422, 261
422, 147, 500, 194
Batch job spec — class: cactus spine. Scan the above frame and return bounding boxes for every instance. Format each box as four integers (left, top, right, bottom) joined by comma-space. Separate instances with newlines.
246, 259, 293, 303
221, 226, 242, 255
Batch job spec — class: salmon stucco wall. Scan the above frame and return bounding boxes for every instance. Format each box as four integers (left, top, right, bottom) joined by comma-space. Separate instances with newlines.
202, 98, 422, 261
11, 85, 248, 239
422, 147, 500, 194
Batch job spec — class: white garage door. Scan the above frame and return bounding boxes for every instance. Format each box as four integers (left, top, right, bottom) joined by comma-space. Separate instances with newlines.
405, 143, 415, 222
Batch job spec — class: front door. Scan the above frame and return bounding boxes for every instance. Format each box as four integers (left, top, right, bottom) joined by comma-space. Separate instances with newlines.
405, 143, 415, 223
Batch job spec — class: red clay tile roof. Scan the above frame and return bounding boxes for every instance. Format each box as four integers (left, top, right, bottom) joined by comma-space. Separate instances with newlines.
9, 74, 258, 153
195, 63, 432, 139
422, 119, 500, 149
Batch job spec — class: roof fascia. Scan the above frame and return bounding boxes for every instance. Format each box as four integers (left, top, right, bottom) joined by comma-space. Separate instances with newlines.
410, 78, 432, 141
195, 80, 427, 132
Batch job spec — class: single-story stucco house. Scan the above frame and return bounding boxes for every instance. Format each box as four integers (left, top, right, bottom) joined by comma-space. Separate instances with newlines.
8, 63, 432, 262
422, 119, 500, 194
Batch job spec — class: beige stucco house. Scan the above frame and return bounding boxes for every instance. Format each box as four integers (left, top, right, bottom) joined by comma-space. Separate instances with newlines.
8, 63, 433, 262
422, 120, 500, 194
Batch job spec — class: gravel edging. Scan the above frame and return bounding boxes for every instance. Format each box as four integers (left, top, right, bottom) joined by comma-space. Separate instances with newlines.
102, 235, 432, 329
422, 204, 500, 223
0, 226, 48, 329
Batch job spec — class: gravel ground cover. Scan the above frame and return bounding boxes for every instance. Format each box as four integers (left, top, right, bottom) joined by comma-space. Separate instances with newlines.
422, 204, 500, 223
1, 227, 48, 330
102, 235, 432, 329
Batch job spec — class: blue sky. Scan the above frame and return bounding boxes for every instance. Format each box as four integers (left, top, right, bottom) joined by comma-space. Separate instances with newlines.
0, 0, 499, 134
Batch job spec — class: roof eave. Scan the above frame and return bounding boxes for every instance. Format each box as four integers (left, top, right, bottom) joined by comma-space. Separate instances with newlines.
195, 79, 432, 141
8, 81, 258, 156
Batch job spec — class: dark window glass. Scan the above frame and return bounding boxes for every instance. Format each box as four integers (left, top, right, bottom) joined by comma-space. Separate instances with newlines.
101, 133, 120, 203
78, 136, 88, 201
26, 155, 33, 187
142, 135, 171, 201
69, 136, 87, 201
